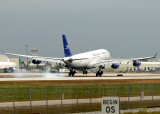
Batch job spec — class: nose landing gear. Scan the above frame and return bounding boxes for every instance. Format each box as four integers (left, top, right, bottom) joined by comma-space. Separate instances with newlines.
96, 65, 104, 77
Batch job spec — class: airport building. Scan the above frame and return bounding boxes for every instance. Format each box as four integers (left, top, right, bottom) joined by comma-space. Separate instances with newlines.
0, 54, 9, 62
10, 58, 19, 69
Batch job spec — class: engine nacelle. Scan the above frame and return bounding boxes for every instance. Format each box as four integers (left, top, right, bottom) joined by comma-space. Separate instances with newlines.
133, 61, 141, 67
111, 63, 120, 69
32, 60, 41, 64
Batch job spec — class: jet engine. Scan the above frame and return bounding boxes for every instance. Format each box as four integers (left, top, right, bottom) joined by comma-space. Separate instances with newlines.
32, 60, 41, 64
111, 63, 120, 69
133, 61, 141, 67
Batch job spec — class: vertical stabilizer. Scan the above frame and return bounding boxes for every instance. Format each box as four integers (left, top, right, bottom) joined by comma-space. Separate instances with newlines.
62, 35, 72, 57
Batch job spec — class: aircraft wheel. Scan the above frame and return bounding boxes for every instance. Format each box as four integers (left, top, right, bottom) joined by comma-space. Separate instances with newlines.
69, 70, 76, 77
4, 68, 7, 73
96, 71, 103, 77
101, 71, 103, 75
68, 72, 71, 77
99, 72, 102, 77
100, 71, 103, 77
83, 70, 87, 74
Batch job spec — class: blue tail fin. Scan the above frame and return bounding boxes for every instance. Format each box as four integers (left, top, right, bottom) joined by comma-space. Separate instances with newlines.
62, 35, 72, 57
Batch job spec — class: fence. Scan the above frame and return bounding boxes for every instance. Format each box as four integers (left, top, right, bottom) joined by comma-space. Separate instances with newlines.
0, 84, 160, 114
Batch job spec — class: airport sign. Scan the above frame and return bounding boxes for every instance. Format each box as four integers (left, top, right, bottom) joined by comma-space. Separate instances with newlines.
102, 97, 120, 114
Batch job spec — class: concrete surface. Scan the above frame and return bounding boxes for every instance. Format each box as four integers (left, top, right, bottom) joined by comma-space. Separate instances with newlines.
0, 73, 160, 81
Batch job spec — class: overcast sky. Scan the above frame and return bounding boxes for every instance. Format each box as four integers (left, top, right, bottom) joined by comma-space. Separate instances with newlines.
0, 0, 160, 59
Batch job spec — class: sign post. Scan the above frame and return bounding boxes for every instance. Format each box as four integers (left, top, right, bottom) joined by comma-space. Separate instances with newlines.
141, 90, 144, 100
102, 97, 120, 114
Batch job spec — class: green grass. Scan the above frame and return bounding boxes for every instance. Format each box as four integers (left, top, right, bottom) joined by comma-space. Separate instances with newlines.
0, 84, 159, 102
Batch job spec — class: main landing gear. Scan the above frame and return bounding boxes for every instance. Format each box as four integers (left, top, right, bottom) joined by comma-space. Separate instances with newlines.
69, 70, 76, 77
96, 70, 103, 77
83, 70, 88, 75
96, 65, 105, 77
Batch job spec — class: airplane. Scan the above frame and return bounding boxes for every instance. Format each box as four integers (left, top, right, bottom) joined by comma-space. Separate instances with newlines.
0, 54, 17, 73
0, 62, 17, 73
2, 35, 157, 76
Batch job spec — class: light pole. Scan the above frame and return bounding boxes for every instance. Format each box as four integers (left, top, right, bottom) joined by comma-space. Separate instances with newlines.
25, 45, 28, 70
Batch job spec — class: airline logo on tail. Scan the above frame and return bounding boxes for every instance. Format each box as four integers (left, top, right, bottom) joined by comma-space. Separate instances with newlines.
65, 45, 69, 50
62, 35, 72, 57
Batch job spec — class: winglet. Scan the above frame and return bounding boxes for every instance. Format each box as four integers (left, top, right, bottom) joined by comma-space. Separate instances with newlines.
154, 53, 157, 58
1, 49, 6, 55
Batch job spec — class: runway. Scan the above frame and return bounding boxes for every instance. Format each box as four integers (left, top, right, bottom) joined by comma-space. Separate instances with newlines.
0, 73, 160, 81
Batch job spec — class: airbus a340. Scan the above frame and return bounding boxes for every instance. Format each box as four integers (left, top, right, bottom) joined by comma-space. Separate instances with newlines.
2, 35, 157, 76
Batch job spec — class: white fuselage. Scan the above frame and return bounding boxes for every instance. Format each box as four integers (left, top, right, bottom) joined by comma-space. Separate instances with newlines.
63, 49, 110, 69
0, 62, 17, 69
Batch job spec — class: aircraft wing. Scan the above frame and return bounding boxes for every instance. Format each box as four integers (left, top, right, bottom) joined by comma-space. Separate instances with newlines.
129, 53, 157, 61
2, 51, 62, 62
117, 53, 157, 62
92, 53, 157, 67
